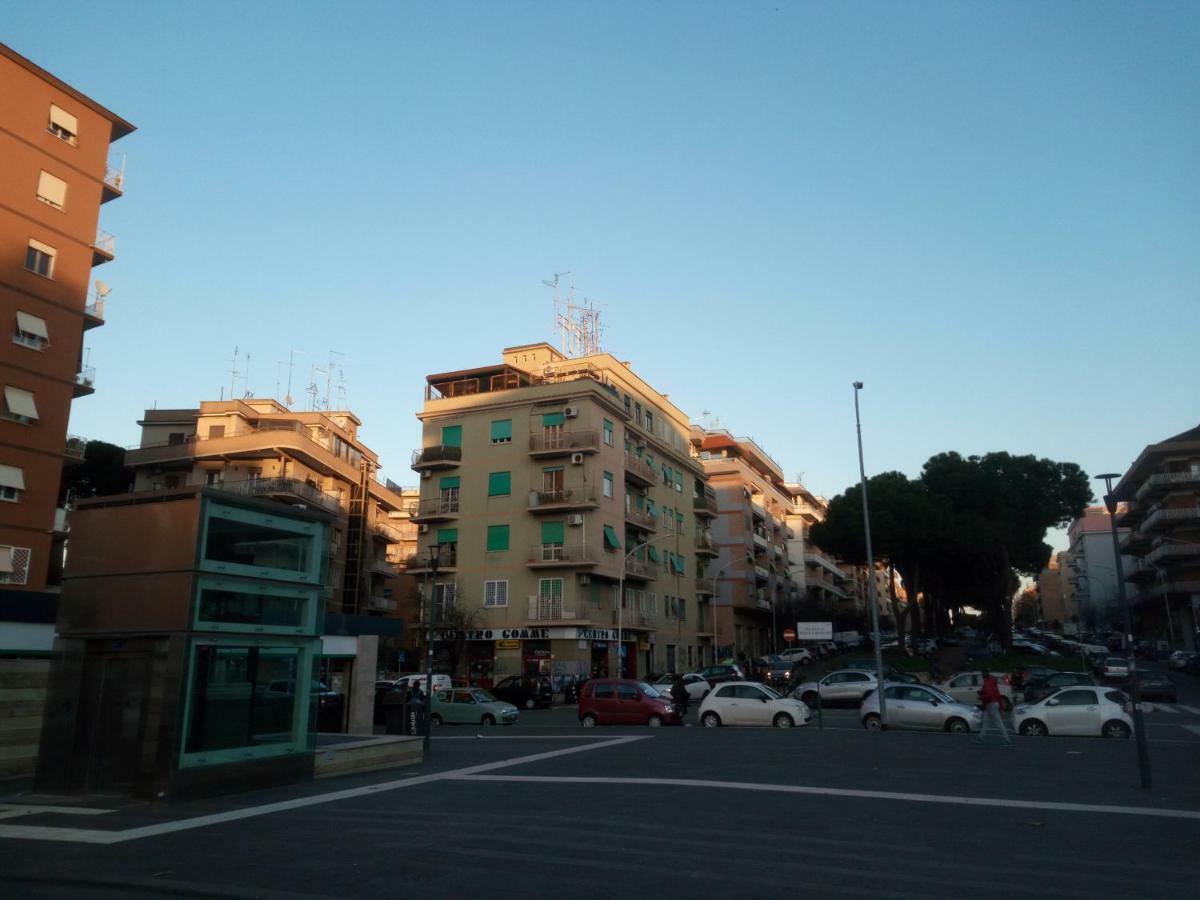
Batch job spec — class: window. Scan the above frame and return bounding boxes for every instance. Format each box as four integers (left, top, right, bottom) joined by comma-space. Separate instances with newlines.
602, 525, 621, 551
489, 419, 512, 444
24, 239, 56, 278
602, 471, 614, 498
0, 545, 32, 584
618, 684, 639, 701
440, 424, 462, 447
2, 386, 39, 423
36, 171, 67, 210
644, 410, 653, 431
676, 512, 684, 534
487, 470, 512, 497
201, 503, 322, 582
602, 419, 614, 446
194, 577, 317, 634
433, 582, 457, 616
13, 312, 49, 350
634, 401, 642, 425
1055, 689, 1098, 706
542, 466, 564, 494
486, 525, 509, 552
48, 104, 78, 144
595, 682, 615, 699
0, 465, 25, 503
674, 470, 683, 493
484, 580, 509, 607
205, 470, 223, 486
541, 521, 565, 549
538, 577, 564, 602
623, 395, 632, 418
439, 476, 460, 512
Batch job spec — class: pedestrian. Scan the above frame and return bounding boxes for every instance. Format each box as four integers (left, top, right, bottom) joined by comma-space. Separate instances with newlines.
976, 668, 1012, 747
928, 656, 942, 684
670, 674, 690, 719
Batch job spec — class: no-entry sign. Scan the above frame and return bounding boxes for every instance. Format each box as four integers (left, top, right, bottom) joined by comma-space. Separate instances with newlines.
783, 628, 797, 642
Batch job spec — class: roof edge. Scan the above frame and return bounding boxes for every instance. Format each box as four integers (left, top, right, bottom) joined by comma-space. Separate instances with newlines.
1, 42, 136, 140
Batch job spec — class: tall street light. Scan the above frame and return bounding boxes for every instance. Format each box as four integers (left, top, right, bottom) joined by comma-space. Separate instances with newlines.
1096, 473, 1151, 788
853, 382, 888, 727
423, 542, 442, 751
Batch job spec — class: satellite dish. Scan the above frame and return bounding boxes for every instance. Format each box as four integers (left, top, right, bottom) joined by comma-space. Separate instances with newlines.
95, 280, 111, 297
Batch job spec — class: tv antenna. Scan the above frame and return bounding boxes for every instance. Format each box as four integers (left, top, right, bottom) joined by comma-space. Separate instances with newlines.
547, 272, 603, 359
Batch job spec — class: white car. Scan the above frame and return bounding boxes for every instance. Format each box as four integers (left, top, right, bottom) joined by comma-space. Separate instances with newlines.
651, 673, 711, 702
387, 673, 453, 694
916, 638, 938, 655
777, 648, 814, 665
860, 683, 982, 733
1168, 651, 1196, 671
699, 682, 812, 728
935, 671, 1015, 711
792, 670, 880, 708
1013, 686, 1134, 738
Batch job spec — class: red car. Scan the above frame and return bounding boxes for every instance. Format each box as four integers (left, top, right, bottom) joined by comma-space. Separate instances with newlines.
578, 679, 680, 727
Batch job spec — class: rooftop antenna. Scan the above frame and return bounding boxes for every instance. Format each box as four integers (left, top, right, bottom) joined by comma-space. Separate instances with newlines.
307, 364, 326, 411
279, 349, 305, 408
242, 351, 252, 398
326, 351, 344, 409
228, 346, 241, 400
550, 273, 604, 359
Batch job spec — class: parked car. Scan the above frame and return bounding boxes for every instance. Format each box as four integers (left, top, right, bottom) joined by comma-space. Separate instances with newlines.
1098, 657, 1133, 681
698, 682, 812, 728
386, 673, 453, 695
578, 679, 679, 727
490, 675, 553, 709
778, 648, 814, 665
1135, 673, 1178, 703
753, 656, 796, 689
1013, 687, 1134, 738
792, 669, 880, 708
1167, 651, 1196, 672
1011, 639, 1049, 655
860, 683, 982, 733
430, 688, 519, 726
935, 671, 1014, 711
842, 660, 920, 684
651, 673, 711, 702
696, 663, 745, 685
1023, 671, 1095, 703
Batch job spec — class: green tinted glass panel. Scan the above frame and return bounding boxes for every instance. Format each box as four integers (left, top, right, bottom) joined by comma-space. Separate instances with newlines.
542, 412, 566, 427
437, 528, 458, 544
490, 419, 512, 441
486, 525, 510, 552
603, 525, 621, 549
541, 521, 565, 544
441, 425, 462, 447
488, 471, 511, 496
439, 475, 461, 490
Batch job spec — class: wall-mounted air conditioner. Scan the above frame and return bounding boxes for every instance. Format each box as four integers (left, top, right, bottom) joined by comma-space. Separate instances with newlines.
567, 514, 584, 526
571, 452, 585, 465
418, 524, 430, 534
420, 470, 431, 479
564, 405, 579, 418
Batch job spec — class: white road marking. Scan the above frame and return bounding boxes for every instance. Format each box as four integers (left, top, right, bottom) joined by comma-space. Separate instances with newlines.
1155, 705, 1178, 714
1182, 725, 1200, 737
0, 804, 113, 816
0, 735, 650, 845
436, 735, 623, 740
1176, 705, 1200, 716
449, 774, 1200, 821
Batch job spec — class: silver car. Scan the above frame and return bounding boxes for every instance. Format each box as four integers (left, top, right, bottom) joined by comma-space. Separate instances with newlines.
860, 683, 982, 733
792, 669, 878, 707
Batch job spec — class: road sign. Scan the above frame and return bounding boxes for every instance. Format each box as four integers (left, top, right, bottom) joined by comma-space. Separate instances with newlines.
795, 622, 833, 640
783, 627, 797, 642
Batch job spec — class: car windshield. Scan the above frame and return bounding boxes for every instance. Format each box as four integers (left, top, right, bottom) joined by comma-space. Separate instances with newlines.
470, 689, 497, 703
925, 687, 957, 704
640, 683, 662, 697
759, 685, 783, 699
1105, 658, 1126, 666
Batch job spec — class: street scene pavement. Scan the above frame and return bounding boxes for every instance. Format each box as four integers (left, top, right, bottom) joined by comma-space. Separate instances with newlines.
3, 671, 1199, 899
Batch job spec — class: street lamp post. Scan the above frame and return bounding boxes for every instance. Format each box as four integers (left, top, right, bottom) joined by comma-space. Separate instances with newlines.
853, 382, 888, 727
423, 542, 442, 751
1096, 473, 1151, 789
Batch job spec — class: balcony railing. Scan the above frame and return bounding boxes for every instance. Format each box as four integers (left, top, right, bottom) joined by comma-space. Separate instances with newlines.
528, 430, 600, 455
73, 366, 96, 395
91, 229, 116, 264
528, 488, 599, 511
624, 506, 657, 530
370, 557, 400, 577
694, 533, 717, 555
752, 531, 769, 548
411, 445, 462, 469
693, 493, 718, 517
1141, 506, 1200, 532
526, 543, 599, 566
1145, 542, 1200, 566
624, 557, 656, 580
528, 597, 576, 621
612, 609, 653, 628
404, 546, 458, 571
371, 520, 403, 543
63, 434, 87, 460
753, 565, 770, 581
1135, 470, 1200, 502
103, 164, 125, 194
624, 452, 659, 485
214, 476, 344, 515
84, 295, 105, 325
413, 496, 460, 520
367, 595, 397, 612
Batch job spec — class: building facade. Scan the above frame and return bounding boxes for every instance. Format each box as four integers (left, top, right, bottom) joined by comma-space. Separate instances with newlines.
784, 483, 852, 623
409, 343, 712, 686
1035, 551, 1077, 629
1113, 424, 1200, 650
1064, 506, 1127, 635
0, 43, 134, 654
690, 428, 796, 660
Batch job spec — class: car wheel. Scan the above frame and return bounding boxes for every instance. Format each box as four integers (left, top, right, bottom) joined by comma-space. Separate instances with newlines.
524, 698, 536, 710
430, 713, 443, 726
863, 713, 882, 730
1000, 696, 1013, 712
1019, 719, 1047, 736
701, 711, 721, 728
647, 715, 662, 727
945, 717, 970, 734
581, 714, 597, 728
1102, 720, 1131, 739
802, 692, 818, 708
773, 712, 794, 728
481, 714, 496, 726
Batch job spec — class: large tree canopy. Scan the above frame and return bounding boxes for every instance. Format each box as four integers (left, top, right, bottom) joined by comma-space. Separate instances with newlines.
58, 440, 132, 503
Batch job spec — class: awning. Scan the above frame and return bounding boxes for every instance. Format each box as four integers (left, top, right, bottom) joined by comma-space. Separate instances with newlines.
603, 525, 621, 550
436, 528, 458, 544
0, 465, 25, 491
4, 387, 39, 420
15, 312, 48, 340
542, 412, 565, 427
671, 555, 685, 576
439, 475, 460, 490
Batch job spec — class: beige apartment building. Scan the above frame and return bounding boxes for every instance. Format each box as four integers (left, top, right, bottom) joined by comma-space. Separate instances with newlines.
784, 484, 852, 619
408, 343, 713, 686
124, 398, 412, 729
690, 428, 796, 660
1036, 552, 1077, 628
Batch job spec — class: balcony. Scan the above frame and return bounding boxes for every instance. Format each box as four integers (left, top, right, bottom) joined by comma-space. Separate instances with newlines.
1135, 470, 1200, 503
1119, 529, 1152, 553
91, 229, 115, 266
72, 365, 95, 397
1145, 541, 1200, 567
528, 430, 600, 457
624, 506, 657, 531
1141, 506, 1200, 533
804, 551, 844, 579
371, 520, 403, 543
623, 452, 659, 486
367, 595, 397, 612
1137, 578, 1200, 601
527, 488, 599, 514
612, 609, 653, 629
101, 162, 125, 203
1116, 500, 1142, 528
527, 597, 578, 622
214, 476, 344, 516
412, 496, 460, 522
807, 574, 848, 599
52, 507, 69, 536
405, 546, 458, 572
693, 493, 718, 519
752, 531, 769, 550
63, 434, 87, 463
754, 565, 770, 581
624, 557, 656, 581
526, 543, 599, 568
750, 499, 767, 520
83, 294, 105, 330
369, 557, 400, 577
773, 543, 785, 558
694, 533, 718, 558
411, 444, 462, 471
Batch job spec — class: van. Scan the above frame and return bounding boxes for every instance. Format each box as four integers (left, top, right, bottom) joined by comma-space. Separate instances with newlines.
388, 673, 452, 694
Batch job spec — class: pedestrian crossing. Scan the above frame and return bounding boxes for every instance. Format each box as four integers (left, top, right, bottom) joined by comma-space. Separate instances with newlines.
1148, 704, 1200, 716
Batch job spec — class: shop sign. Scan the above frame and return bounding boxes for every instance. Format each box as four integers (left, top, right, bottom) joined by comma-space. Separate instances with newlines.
593, 641, 609, 650
436, 627, 553, 642
496, 640, 521, 650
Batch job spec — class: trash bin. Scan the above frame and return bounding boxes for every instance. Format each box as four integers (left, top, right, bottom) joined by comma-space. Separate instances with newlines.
383, 692, 425, 736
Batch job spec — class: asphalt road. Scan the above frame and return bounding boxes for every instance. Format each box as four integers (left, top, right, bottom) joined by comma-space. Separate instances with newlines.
2, 686, 1199, 899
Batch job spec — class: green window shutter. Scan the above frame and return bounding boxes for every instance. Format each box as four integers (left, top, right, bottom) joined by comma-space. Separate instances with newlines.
436, 527, 458, 544
603, 418, 613, 432
541, 521, 565, 544
602, 525, 621, 550
439, 475, 460, 490
647, 547, 660, 562
677, 512, 684, 528
441, 425, 462, 447
647, 499, 657, 516
488, 471, 511, 496
674, 470, 683, 490
490, 419, 512, 442
542, 411, 565, 427
486, 525, 509, 552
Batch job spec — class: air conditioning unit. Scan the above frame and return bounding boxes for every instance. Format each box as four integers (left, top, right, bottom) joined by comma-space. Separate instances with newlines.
564, 405, 579, 418
420, 470, 432, 479
578, 574, 591, 585
567, 514, 584, 526
570, 452, 585, 465
418, 524, 430, 534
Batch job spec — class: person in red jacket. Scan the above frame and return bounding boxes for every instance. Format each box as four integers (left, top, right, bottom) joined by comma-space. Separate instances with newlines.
977, 669, 1012, 747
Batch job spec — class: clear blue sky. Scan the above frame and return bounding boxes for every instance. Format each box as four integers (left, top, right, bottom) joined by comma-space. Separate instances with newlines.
7, 2, 1198, 549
